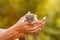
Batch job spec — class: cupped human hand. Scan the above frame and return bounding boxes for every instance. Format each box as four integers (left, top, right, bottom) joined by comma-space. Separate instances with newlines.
9, 17, 46, 40
16, 17, 46, 34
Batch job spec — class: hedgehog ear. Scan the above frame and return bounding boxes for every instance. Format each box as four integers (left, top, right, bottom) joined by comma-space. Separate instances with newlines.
26, 11, 31, 15
27, 11, 31, 14
26, 11, 33, 15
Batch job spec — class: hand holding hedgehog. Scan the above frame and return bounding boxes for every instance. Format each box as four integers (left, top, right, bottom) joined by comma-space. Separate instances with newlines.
0, 11, 46, 40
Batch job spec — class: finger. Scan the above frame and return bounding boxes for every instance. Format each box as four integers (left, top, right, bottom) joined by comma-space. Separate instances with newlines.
22, 21, 45, 34
38, 16, 46, 25
27, 30, 36, 34
27, 21, 45, 31
34, 21, 45, 34
24, 21, 45, 34
35, 16, 46, 28
41, 16, 46, 22
34, 28, 41, 34
29, 24, 44, 34
38, 21, 45, 28
32, 16, 46, 26
32, 16, 46, 30
28, 28, 41, 34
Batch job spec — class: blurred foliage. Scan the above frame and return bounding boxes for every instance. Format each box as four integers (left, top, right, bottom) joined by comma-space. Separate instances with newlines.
0, 0, 60, 40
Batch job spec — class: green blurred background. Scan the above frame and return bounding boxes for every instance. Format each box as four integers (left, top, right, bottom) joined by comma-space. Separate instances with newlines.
0, 0, 60, 40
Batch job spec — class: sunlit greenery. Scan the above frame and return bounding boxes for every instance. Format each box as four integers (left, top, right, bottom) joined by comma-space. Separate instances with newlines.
0, 0, 60, 40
